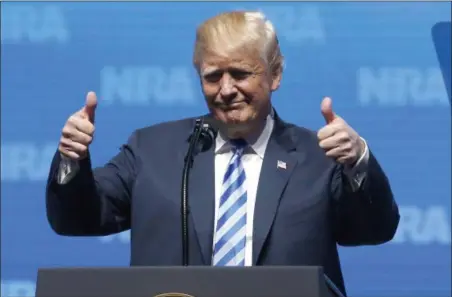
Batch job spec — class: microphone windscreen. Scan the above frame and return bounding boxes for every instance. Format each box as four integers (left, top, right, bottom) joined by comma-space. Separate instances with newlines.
202, 116, 220, 134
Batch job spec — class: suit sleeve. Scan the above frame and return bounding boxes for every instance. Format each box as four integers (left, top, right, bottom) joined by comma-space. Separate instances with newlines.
331, 150, 400, 246
45, 131, 140, 236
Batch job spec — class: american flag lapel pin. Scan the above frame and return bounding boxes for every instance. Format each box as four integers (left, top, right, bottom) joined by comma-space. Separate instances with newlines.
277, 160, 287, 170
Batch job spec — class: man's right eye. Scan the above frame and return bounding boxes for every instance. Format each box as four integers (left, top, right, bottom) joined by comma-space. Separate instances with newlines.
204, 72, 222, 82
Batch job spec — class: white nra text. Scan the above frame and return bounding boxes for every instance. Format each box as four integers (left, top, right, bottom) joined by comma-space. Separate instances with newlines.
100, 66, 197, 106
358, 67, 449, 106
1, 4, 69, 44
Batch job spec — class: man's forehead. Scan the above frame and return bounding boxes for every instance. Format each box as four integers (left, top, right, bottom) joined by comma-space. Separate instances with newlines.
200, 52, 264, 73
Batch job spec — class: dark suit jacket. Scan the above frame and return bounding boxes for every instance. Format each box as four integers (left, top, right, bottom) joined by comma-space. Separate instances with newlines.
46, 114, 400, 296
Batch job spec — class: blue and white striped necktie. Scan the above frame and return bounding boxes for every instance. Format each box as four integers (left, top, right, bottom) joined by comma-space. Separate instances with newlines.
212, 139, 248, 266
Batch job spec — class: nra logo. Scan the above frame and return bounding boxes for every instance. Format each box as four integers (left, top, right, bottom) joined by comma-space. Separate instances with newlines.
154, 293, 194, 297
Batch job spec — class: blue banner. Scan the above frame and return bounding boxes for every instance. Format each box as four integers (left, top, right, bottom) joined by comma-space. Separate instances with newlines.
1, 2, 450, 297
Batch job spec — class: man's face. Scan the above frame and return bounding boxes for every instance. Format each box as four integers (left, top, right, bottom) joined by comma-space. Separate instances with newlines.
199, 48, 281, 137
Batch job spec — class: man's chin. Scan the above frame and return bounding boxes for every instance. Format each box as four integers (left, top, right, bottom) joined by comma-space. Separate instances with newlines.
213, 113, 255, 138
217, 114, 248, 127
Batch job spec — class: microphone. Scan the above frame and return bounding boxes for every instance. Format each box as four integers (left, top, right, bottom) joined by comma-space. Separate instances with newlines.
181, 117, 217, 266
186, 118, 216, 159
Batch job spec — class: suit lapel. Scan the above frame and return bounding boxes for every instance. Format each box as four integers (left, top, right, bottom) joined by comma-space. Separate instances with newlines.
252, 116, 298, 265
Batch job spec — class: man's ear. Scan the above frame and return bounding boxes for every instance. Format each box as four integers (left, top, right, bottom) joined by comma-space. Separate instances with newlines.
271, 67, 282, 91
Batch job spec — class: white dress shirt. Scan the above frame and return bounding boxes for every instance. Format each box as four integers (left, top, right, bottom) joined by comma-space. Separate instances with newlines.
57, 113, 370, 266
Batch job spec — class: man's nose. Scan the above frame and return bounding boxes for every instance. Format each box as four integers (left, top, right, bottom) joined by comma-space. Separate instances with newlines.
219, 75, 238, 99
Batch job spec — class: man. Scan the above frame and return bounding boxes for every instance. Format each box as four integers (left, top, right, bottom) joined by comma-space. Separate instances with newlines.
46, 11, 400, 295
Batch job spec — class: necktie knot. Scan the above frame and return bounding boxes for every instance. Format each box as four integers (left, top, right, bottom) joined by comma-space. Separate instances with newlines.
230, 139, 247, 156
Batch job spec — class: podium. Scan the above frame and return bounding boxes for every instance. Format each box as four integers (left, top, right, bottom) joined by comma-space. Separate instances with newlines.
36, 266, 345, 297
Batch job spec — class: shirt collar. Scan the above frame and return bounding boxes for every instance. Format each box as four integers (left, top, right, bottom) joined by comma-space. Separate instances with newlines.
215, 109, 275, 159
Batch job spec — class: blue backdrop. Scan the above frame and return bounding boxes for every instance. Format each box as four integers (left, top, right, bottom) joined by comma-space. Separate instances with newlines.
1, 2, 451, 296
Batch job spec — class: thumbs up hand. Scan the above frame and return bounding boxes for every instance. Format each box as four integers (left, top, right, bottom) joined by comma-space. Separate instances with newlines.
59, 91, 98, 160
317, 97, 365, 166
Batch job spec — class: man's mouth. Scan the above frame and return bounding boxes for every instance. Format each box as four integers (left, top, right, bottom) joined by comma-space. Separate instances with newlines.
215, 100, 246, 110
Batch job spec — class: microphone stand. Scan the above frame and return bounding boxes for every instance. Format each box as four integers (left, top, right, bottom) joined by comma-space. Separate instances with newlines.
181, 119, 204, 266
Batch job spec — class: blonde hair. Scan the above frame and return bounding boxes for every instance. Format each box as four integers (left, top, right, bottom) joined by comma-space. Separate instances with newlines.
193, 10, 284, 76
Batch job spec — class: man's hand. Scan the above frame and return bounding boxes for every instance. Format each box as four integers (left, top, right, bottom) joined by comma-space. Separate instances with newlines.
58, 91, 97, 160
317, 97, 365, 166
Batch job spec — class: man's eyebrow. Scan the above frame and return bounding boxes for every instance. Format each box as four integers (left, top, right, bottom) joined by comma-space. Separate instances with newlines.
201, 67, 219, 76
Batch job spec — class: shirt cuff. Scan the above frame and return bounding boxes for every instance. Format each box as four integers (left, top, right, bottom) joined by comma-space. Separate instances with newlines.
343, 137, 369, 191
57, 154, 80, 185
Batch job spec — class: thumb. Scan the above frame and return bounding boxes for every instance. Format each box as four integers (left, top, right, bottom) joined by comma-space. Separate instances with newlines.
321, 97, 336, 124
82, 91, 97, 123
